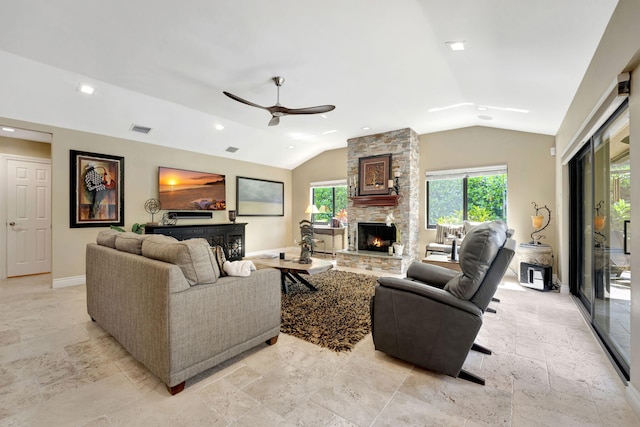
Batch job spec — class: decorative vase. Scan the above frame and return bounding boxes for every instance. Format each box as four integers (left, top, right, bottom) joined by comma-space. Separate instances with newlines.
594, 215, 606, 231
228, 210, 237, 223
393, 243, 404, 257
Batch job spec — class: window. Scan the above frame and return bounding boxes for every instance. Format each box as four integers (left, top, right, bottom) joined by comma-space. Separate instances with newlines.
310, 181, 348, 223
426, 166, 507, 228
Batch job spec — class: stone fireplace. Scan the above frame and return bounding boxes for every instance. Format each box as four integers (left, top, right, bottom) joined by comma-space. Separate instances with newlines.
336, 128, 420, 275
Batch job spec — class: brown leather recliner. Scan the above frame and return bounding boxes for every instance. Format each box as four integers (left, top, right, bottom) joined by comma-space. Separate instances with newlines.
371, 220, 516, 385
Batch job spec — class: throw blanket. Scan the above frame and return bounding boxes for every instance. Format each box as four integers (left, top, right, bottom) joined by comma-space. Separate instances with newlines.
223, 260, 256, 277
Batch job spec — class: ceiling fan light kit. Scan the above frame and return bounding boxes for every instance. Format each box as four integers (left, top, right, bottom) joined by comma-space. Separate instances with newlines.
223, 76, 335, 126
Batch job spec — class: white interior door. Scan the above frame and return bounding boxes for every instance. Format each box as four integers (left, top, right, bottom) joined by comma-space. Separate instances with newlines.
6, 158, 51, 277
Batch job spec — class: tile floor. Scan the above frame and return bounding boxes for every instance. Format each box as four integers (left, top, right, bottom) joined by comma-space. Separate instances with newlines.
1, 266, 639, 426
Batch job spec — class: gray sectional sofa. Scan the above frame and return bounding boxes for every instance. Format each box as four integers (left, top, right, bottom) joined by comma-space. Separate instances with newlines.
86, 230, 281, 394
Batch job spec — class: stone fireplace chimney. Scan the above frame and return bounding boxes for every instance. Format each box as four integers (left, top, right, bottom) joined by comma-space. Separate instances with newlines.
336, 128, 419, 274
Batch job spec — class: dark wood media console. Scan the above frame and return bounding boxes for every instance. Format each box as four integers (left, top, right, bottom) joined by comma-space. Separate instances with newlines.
145, 223, 246, 261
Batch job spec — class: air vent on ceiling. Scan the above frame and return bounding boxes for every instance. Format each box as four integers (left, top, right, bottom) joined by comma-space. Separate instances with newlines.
225, 146, 239, 153
130, 124, 152, 134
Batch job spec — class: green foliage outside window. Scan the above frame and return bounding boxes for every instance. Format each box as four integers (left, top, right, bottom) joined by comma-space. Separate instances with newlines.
312, 186, 347, 222
428, 173, 507, 226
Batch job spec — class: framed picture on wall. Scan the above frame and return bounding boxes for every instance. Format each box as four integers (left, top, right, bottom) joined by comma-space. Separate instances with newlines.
236, 176, 284, 216
70, 150, 124, 227
358, 154, 391, 195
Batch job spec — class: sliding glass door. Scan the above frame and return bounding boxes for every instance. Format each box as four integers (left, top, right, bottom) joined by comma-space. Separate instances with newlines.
569, 100, 630, 378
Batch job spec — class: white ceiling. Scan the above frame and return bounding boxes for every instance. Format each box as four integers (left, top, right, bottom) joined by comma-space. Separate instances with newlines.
0, 0, 618, 169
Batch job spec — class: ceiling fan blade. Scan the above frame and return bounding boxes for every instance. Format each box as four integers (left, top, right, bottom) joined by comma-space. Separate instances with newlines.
223, 91, 268, 110
268, 115, 280, 126
281, 105, 336, 115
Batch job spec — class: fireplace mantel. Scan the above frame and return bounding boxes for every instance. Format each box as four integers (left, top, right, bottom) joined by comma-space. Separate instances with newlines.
349, 195, 398, 207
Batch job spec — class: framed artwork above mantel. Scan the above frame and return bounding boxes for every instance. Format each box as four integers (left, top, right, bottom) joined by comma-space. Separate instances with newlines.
358, 154, 391, 196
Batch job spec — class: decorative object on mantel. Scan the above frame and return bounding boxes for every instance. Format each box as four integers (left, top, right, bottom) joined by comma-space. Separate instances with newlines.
594, 200, 607, 247
228, 209, 237, 224
358, 154, 392, 196
388, 170, 401, 196
144, 198, 161, 225
530, 201, 551, 244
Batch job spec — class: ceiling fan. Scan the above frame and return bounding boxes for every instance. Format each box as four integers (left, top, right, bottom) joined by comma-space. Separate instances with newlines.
223, 76, 335, 126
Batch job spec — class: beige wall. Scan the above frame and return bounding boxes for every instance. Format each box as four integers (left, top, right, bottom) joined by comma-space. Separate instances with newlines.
420, 127, 556, 263
0, 136, 51, 158
291, 148, 347, 243
292, 126, 556, 265
1, 117, 292, 281
554, 0, 640, 411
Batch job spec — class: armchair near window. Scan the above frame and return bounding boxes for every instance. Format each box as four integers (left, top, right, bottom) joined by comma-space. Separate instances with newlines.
371, 221, 515, 385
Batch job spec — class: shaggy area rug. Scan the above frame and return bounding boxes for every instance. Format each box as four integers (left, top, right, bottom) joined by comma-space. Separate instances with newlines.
280, 270, 378, 352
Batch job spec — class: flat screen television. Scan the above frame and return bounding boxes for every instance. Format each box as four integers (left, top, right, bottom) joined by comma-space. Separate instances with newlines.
158, 166, 226, 210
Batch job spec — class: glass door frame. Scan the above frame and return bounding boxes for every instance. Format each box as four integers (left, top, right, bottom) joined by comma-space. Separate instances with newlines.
568, 98, 630, 379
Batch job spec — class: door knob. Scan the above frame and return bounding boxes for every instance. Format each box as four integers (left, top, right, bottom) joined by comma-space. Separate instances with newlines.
9, 222, 15, 226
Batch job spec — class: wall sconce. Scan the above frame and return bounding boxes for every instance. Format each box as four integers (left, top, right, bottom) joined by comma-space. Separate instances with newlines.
388, 171, 401, 196
530, 201, 551, 244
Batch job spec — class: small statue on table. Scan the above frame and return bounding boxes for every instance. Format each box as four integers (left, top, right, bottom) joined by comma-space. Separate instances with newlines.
299, 235, 315, 264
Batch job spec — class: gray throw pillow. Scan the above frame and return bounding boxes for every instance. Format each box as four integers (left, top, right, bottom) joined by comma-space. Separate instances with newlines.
142, 237, 217, 286
444, 221, 508, 300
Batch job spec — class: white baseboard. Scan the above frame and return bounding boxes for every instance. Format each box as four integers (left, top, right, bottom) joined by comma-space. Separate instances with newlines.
627, 383, 640, 422
52, 275, 85, 289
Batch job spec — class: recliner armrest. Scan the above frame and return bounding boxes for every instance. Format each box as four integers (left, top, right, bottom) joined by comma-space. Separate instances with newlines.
406, 262, 459, 289
376, 277, 482, 317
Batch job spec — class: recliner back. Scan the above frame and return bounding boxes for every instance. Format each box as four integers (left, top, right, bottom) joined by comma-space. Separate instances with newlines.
444, 221, 511, 302
469, 238, 515, 311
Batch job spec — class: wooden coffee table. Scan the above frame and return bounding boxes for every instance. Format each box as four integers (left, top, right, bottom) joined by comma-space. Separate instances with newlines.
254, 256, 333, 293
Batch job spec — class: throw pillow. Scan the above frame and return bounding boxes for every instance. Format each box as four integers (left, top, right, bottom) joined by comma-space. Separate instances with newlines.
223, 260, 256, 277
435, 224, 447, 244
213, 245, 228, 277
444, 220, 508, 300
142, 237, 217, 286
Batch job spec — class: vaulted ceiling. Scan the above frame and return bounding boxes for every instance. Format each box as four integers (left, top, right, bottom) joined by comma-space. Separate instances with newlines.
0, 0, 618, 169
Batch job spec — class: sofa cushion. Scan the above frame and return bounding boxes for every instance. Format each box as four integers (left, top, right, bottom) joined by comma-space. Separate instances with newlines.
444, 221, 508, 300
114, 232, 148, 255
435, 224, 464, 244
96, 229, 120, 248
213, 245, 228, 277
142, 237, 218, 286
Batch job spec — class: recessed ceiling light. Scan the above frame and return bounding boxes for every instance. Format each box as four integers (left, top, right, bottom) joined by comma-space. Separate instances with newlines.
477, 106, 488, 111
214, 123, 224, 130
320, 114, 328, 119
288, 145, 295, 149
78, 84, 95, 95
2, 127, 15, 132
446, 41, 465, 51
361, 126, 370, 130
322, 130, 338, 135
